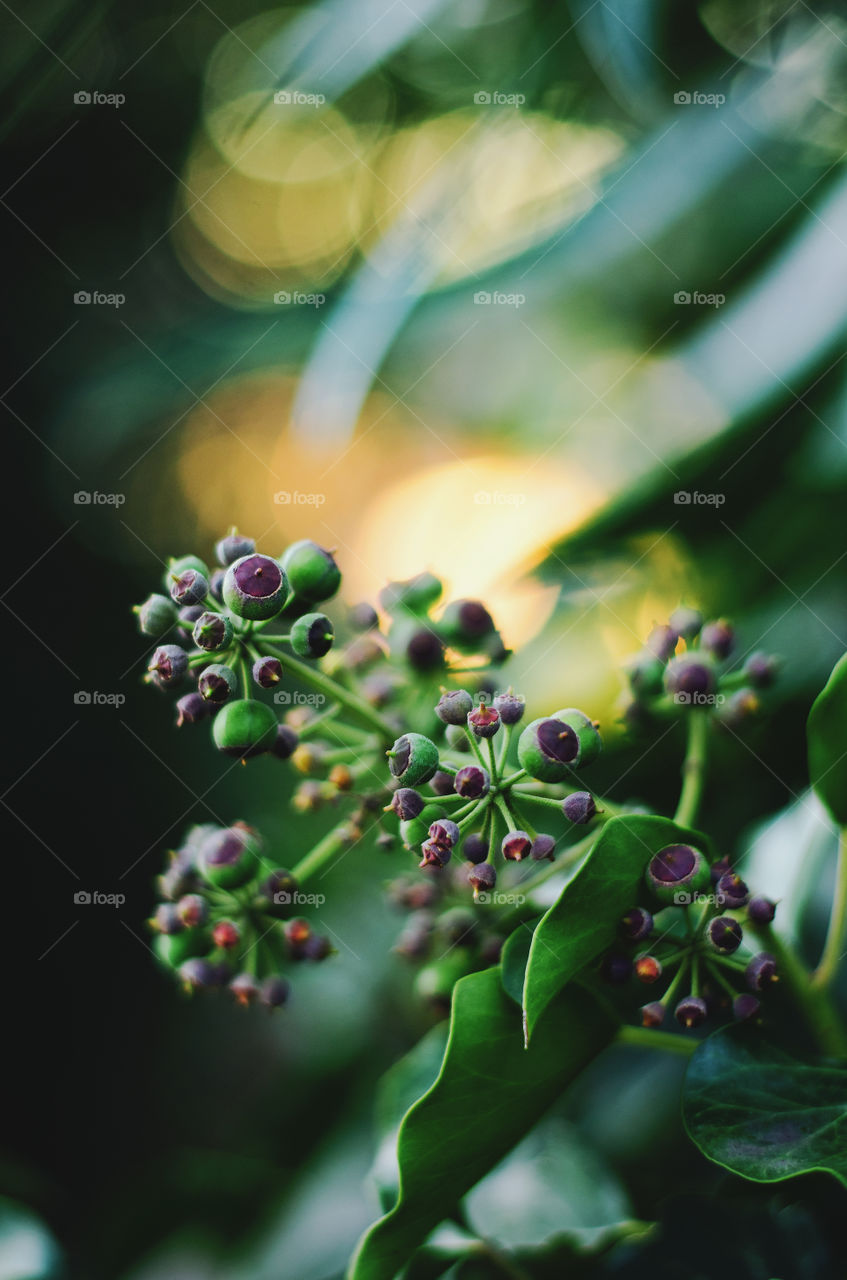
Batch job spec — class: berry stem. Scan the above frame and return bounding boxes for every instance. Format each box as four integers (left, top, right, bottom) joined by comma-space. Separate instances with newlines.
493, 795, 517, 834
291, 824, 351, 883
812, 826, 847, 991
258, 642, 396, 739
674, 709, 709, 827
616, 1026, 696, 1057
499, 769, 528, 789
496, 724, 512, 772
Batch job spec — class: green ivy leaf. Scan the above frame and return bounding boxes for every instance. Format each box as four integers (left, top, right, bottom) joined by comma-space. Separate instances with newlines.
807, 652, 847, 824
500, 922, 536, 1005
522, 815, 704, 1042
683, 1026, 847, 1187
348, 968, 617, 1280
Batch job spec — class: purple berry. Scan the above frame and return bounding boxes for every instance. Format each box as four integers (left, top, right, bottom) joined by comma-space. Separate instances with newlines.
701, 619, 734, 660
391, 788, 426, 821
530, 833, 556, 862
463, 833, 489, 864
215, 531, 255, 566
716, 872, 750, 909
619, 907, 653, 941
271, 725, 298, 760
428, 819, 460, 848
645, 624, 678, 661
562, 791, 596, 824
733, 994, 761, 1022
468, 862, 496, 896
600, 952, 632, 984
746, 952, 778, 991
148, 644, 188, 688
748, 895, 776, 925
253, 655, 283, 688
675, 996, 708, 1029
454, 765, 490, 799
259, 976, 290, 1009
175, 692, 210, 726
492, 691, 525, 725
467, 700, 500, 739
742, 651, 778, 688
169, 567, 208, 606
502, 830, 533, 862
707, 915, 743, 954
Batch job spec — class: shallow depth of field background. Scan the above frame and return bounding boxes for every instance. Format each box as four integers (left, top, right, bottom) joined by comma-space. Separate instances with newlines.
4, 0, 847, 1275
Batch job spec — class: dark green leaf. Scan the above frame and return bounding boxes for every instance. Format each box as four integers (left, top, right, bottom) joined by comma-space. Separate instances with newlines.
523, 815, 704, 1041
500, 921, 537, 1005
683, 1025, 847, 1187
807, 652, 847, 824
348, 968, 617, 1280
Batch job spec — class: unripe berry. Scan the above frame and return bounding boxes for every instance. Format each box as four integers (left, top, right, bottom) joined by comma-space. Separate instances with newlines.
733, 994, 761, 1022
669, 606, 703, 640
192, 611, 232, 651
701, 619, 734, 660
176, 692, 210, 726
562, 791, 596, 824
445, 724, 472, 752
665, 654, 716, 703
179, 958, 219, 990
209, 568, 226, 601
742, 651, 779, 689
428, 819, 460, 848
177, 894, 208, 928
454, 765, 490, 798
646, 844, 710, 904
463, 833, 489, 864
435, 689, 473, 725
390, 788, 426, 821
748, 895, 776, 925
271, 724, 299, 760
440, 599, 494, 645
281, 540, 341, 603
745, 952, 778, 991
380, 572, 442, 614
136, 593, 177, 636
619, 907, 653, 941
163, 556, 209, 591
199, 823, 260, 889
253, 656, 283, 688
259, 975, 291, 1008
212, 699, 277, 758
153, 903, 183, 934
420, 839, 451, 868
707, 915, 743, 954
551, 708, 602, 767
718, 688, 760, 729
675, 996, 708, 1029
530, 833, 556, 862
215, 531, 255, 566
468, 862, 496, 898
230, 973, 259, 1006
169, 568, 208, 606
517, 717, 579, 782
502, 830, 532, 861
430, 770, 456, 796
212, 920, 240, 949
387, 733, 440, 786
626, 651, 665, 698
492, 691, 525, 725
641, 1001, 665, 1028
349, 602, 379, 631
645, 624, 678, 661
406, 628, 445, 671
467, 700, 500, 739
400, 803, 444, 849
223, 554, 288, 621
148, 644, 188, 688
635, 955, 662, 983
600, 952, 633, 984
716, 872, 750, 909
198, 663, 237, 704
290, 612, 334, 659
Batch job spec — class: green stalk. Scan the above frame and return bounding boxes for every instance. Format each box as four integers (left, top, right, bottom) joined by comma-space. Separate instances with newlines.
674, 710, 709, 827
257, 642, 395, 739
812, 826, 847, 990
616, 1026, 695, 1057
755, 923, 847, 1058
291, 825, 352, 883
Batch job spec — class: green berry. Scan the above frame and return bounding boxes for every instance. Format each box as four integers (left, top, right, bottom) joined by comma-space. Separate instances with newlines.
153, 927, 211, 968
646, 844, 710, 904
387, 733, 440, 787
192, 611, 233, 651
280, 540, 341, 603
135, 593, 177, 636
517, 716, 579, 782
212, 699, 278, 758
290, 612, 334, 659
550, 707, 602, 766
198, 663, 237, 703
223, 554, 288, 621
399, 803, 445, 848
198, 822, 261, 888
163, 555, 209, 591
380, 572, 443, 615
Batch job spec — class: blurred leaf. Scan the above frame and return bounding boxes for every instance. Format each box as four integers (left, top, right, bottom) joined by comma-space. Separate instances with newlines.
348, 969, 616, 1280
523, 816, 704, 1041
0, 1198, 63, 1280
371, 1022, 450, 1211
807, 652, 847, 824
683, 1026, 847, 1187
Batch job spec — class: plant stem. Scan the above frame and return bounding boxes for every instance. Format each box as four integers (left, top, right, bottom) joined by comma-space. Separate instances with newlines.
258, 642, 395, 739
291, 825, 351, 883
616, 1026, 696, 1057
674, 710, 709, 827
812, 826, 847, 990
